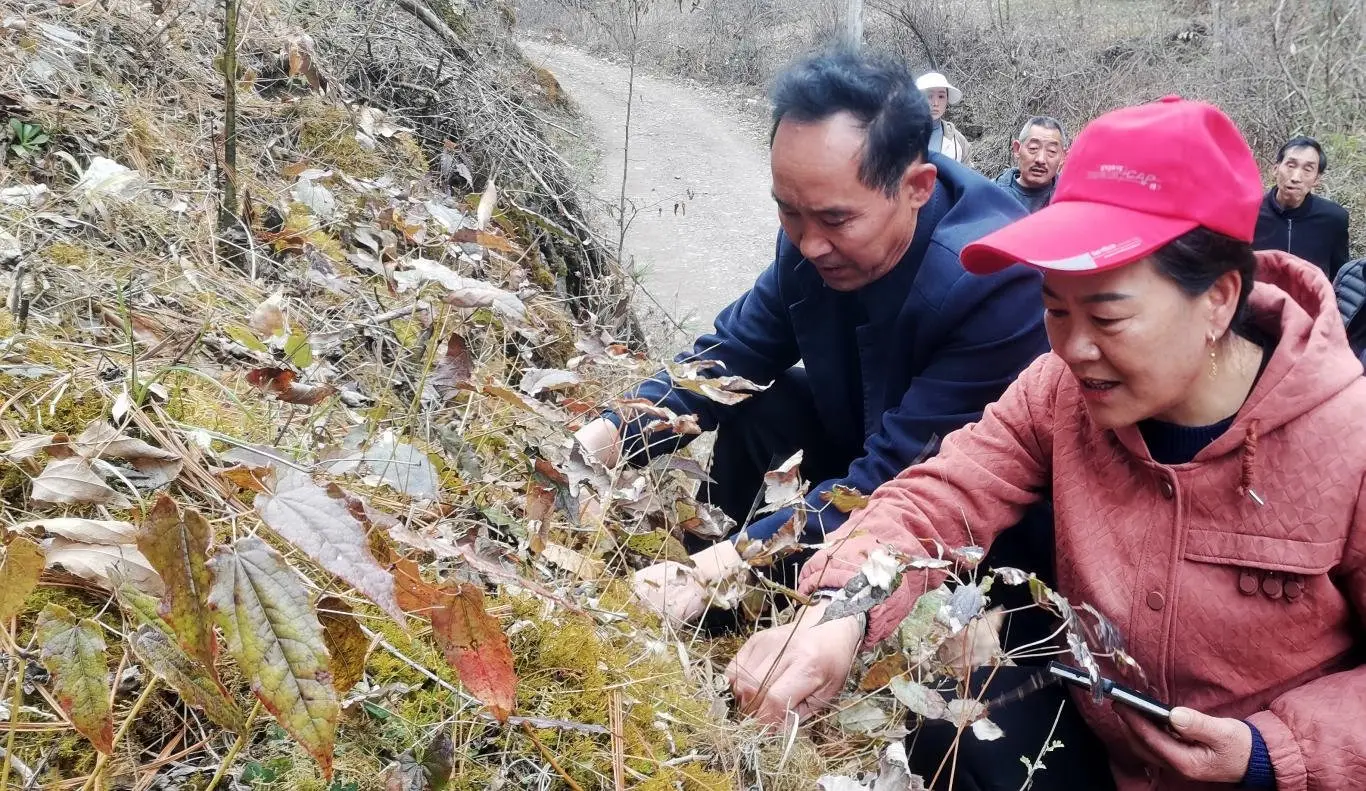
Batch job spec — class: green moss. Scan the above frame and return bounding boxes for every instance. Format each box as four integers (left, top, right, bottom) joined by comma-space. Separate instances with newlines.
0, 463, 26, 505
42, 241, 95, 268
9, 386, 107, 436
393, 133, 429, 176
159, 370, 263, 441
368, 617, 453, 688
622, 530, 691, 565
297, 103, 381, 179
527, 250, 558, 291
296, 100, 429, 183
526, 299, 575, 368
15, 585, 104, 643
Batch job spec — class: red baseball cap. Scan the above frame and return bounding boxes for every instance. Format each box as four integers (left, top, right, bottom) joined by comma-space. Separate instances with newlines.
961, 97, 1263, 274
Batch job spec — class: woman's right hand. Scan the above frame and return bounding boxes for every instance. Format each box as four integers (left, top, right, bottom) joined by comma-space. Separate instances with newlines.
632, 540, 747, 623
725, 600, 863, 724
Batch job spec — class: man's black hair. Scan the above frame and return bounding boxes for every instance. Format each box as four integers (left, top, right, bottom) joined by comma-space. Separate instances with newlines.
1275, 135, 1328, 172
768, 50, 932, 197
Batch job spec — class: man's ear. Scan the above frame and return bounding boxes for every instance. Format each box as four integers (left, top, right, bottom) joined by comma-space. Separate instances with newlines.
900, 160, 938, 208
1010, 139, 1022, 159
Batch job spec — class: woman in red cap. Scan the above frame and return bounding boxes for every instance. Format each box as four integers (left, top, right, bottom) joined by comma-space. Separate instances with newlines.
726, 97, 1366, 791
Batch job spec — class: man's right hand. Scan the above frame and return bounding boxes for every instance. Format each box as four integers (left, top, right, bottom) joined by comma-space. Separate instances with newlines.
574, 417, 623, 468
632, 540, 748, 623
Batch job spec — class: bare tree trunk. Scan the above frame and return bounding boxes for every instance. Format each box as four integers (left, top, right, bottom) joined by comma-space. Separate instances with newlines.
219, 0, 238, 232
845, 0, 864, 50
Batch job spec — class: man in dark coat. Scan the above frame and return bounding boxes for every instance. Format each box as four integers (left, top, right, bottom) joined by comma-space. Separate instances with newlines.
1252, 136, 1351, 279
994, 115, 1067, 214
574, 52, 1049, 622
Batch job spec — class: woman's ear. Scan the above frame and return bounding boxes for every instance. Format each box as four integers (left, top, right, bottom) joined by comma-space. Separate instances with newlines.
1208, 269, 1244, 334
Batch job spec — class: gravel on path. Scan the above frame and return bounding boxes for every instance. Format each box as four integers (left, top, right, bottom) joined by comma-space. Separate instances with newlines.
519, 40, 777, 352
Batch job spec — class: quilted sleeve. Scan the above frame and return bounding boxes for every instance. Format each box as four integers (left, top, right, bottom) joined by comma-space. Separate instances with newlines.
1245, 472, 1366, 791
796, 354, 1061, 645
610, 233, 800, 463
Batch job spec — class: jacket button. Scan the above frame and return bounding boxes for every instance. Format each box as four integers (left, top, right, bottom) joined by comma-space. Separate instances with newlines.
1238, 572, 1259, 595
1284, 578, 1304, 601
1262, 574, 1284, 599
1159, 479, 1175, 499
1146, 591, 1165, 611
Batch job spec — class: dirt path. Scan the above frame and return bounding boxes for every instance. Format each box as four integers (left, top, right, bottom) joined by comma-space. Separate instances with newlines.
519, 40, 775, 351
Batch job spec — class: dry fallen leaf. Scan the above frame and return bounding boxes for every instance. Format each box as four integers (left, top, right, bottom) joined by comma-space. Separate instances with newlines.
255, 470, 406, 625
524, 478, 556, 555
208, 537, 338, 779
10, 517, 137, 544
735, 508, 805, 567
0, 536, 45, 622
518, 367, 580, 396
72, 421, 183, 486
31, 458, 132, 509
431, 333, 474, 397
821, 484, 871, 513
475, 179, 497, 231
219, 465, 275, 494
247, 291, 287, 337
392, 259, 526, 322
428, 583, 517, 722
667, 360, 769, 405
36, 604, 115, 753
759, 450, 806, 514
45, 537, 163, 594
539, 542, 603, 580
317, 595, 368, 696
246, 367, 336, 406
4, 433, 60, 461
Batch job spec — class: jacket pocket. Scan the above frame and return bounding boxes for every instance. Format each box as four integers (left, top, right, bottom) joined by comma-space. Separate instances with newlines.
1182, 529, 1342, 575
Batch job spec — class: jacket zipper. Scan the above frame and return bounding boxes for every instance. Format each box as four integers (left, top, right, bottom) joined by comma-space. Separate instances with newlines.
1287, 217, 1293, 254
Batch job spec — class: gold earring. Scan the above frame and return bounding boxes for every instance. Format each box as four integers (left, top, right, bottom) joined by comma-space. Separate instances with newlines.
1209, 347, 1218, 379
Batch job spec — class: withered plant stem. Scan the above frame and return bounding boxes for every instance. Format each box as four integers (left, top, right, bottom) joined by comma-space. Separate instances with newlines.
520, 720, 587, 791
204, 699, 261, 791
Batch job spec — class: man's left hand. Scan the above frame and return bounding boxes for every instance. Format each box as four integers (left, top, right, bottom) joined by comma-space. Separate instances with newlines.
1117, 706, 1253, 784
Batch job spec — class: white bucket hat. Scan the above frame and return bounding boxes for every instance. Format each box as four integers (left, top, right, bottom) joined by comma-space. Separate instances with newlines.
915, 72, 963, 105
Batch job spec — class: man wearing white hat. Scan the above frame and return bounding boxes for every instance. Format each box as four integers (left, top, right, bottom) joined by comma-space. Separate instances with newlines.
916, 71, 970, 163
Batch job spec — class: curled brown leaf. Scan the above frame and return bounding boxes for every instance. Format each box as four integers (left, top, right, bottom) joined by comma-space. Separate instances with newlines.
246, 367, 336, 406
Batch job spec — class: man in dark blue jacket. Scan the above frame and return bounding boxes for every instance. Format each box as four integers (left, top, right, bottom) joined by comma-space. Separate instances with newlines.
575, 51, 1048, 621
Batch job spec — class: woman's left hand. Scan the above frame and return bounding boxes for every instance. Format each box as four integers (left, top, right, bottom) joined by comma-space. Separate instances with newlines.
1117, 706, 1253, 784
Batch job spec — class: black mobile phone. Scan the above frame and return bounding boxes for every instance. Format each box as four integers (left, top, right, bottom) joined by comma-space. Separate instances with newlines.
1047, 661, 1173, 723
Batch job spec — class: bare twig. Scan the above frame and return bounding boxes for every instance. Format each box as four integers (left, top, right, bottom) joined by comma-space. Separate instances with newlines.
203, 700, 261, 791
520, 720, 587, 791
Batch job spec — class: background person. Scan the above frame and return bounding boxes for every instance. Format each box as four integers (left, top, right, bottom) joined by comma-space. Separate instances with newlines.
574, 51, 1048, 623
994, 115, 1067, 213
1252, 135, 1351, 279
915, 71, 971, 163
727, 97, 1366, 791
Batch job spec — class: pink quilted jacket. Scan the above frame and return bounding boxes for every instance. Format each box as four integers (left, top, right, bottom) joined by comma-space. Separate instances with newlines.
799, 251, 1366, 790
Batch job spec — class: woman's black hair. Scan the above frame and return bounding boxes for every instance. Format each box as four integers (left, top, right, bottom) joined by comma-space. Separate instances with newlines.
1149, 227, 1258, 337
